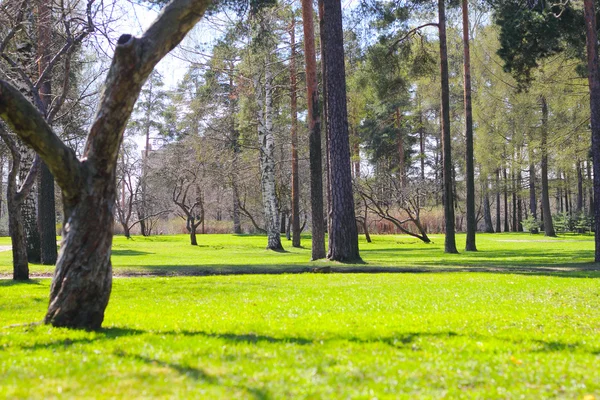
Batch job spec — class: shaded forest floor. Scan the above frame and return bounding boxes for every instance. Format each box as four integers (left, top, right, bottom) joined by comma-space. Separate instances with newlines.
0, 232, 598, 278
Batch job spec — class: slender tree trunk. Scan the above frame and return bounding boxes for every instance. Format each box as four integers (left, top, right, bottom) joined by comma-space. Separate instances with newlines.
438, 0, 458, 253
517, 171, 523, 231
230, 73, 242, 235
290, 19, 301, 248
318, 0, 332, 236
256, 53, 282, 251
483, 180, 494, 233
36, 0, 57, 265
529, 161, 539, 230
462, 0, 477, 250
512, 169, 517, 231
577, 161, 584, 213
302, 0, 326, 259
584, 0, 600, 259
503, 166, 509, 232
496, 168, 501, 233
588, 159, 594, 216
396, 108, 406, 186
540, 95, 556, 237
189, 220, 197, 245
418, 95, 426, 180
323, 0, 361, 262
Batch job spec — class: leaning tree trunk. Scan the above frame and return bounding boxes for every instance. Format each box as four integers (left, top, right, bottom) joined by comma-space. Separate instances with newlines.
540, 95, 556, 237
0, 0, 212, 329
462, 0, 477, 251
323, 0, 361, 262
301, 0, 326, 260
438, 0, 458, 253
584, 0, 600, 260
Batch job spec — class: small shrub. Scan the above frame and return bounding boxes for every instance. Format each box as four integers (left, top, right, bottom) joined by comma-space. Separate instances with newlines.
521, 216, 540, 234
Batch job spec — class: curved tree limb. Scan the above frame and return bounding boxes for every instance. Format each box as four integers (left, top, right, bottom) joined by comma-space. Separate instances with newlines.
0, 82, 82, 203
84, 0, 212, 169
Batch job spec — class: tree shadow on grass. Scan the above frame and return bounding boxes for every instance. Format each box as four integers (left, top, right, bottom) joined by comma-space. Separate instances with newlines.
115, 349, 270, 399
111, 249, 153, 257
0, 279, 42, 287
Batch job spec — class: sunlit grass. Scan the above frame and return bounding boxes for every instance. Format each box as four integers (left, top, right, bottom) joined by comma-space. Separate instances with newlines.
0, 232, 596, 277
1, 273, 599, 398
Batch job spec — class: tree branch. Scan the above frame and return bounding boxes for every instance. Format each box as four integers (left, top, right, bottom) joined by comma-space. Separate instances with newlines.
0, 80, 83, 202
84, 0, 212, 168
388, 23, 439, 54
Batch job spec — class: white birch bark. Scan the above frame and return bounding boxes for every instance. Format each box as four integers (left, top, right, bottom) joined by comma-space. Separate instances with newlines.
256, 54, 282, 250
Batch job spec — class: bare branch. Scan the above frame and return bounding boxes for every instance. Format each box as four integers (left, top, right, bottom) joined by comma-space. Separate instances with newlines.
0, 80, 82, 201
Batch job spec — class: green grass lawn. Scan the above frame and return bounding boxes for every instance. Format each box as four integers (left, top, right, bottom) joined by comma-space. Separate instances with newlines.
1, 273, 599, 398
0, 232, 597, 277
1, 233, 599, 398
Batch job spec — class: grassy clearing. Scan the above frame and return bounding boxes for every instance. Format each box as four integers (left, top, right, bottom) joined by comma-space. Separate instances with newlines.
0, 232, 597, 277
1, 273, 599, 399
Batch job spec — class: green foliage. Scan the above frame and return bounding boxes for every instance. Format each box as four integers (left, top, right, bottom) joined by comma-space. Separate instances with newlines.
490, 0, 586, 89
2, 271, 600, 398
520, 216, 540, 234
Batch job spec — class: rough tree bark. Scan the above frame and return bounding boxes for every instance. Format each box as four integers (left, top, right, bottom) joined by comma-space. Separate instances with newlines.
439, 0, 458, 253
323, 0, 361, 262
584, 0, 600, 261
0, 0, 211, 329
0, 124, 40, 280
318, 0, 332, 236
540, 95, 556, 237
462, 0, 476, 251
301, 0, 326, 260
36, 0, 58, 265
289, 18, 301, 248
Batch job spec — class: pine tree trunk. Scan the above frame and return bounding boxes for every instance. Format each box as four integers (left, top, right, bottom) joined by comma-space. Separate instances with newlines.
483, 180, 494, 233
540, 95, 556, 237
323, 0, 361, 262
301, 0, 326, 259
512, 169, 517, 232
290, 20, 301, 248
438, 0, 458, 253
462, 0, 477, 250
496, 169, 501, 233
577, 161, 584, 213
584, 0, 600, 259
503, 166, 509, 232
319, 0, 332, 237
